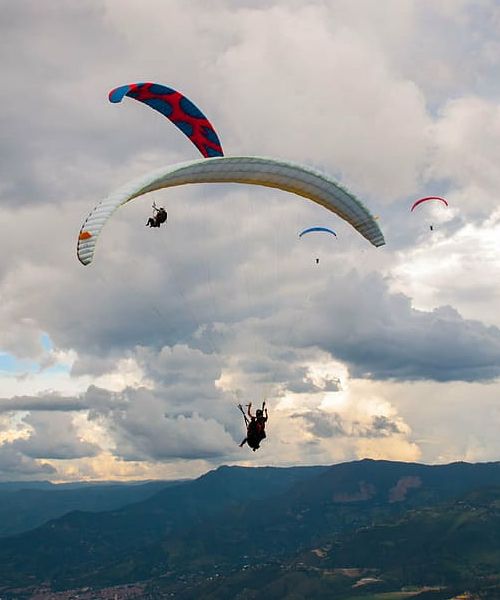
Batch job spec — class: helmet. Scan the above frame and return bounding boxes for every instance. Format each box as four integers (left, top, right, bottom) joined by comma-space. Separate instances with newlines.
256, 409, 263, 417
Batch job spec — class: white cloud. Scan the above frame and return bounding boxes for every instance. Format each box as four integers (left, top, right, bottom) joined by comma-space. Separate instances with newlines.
428, 97, 500, 215
391, 210, 500, 327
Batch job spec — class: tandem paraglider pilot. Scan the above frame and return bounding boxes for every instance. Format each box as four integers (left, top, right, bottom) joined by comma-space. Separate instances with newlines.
146, 202, 167, 228
238, 401, 268, 451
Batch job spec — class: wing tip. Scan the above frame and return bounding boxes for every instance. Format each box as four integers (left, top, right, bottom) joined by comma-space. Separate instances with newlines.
108, 85, 131, 103
77, 253, 93, 266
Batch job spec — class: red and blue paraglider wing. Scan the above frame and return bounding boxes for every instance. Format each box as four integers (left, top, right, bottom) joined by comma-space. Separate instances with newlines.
109, 82, 224, 158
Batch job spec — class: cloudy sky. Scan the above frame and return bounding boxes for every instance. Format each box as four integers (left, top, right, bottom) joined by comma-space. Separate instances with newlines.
2, 0, 500, 482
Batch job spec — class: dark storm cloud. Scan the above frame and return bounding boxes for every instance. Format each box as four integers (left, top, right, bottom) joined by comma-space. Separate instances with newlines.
292, 411, 346, 438
272, 271, 500, 382
234, 355, 323, 393
294, 411, 402, 440
135, 345, 222, 389
0, 386, 124, 413
368, 414, 402, 437
0, 443, 56, 480
71, 355, 124, 378
0, 393, 88, 413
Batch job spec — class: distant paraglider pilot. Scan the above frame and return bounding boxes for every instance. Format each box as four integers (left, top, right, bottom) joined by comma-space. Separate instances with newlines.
146, 202, 167, 228
410, 196, 448, 235
239, 401, 268, 451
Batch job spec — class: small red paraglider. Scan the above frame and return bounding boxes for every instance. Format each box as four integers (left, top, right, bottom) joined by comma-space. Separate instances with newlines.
411, 196, 448, 232
410, 196, 448, 212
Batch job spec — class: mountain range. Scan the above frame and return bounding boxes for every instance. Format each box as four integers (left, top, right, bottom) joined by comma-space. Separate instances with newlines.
2, 459, 500, 598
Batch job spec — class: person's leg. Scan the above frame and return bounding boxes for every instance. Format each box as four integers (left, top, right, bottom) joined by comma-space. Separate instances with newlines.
239, 438, 247, 447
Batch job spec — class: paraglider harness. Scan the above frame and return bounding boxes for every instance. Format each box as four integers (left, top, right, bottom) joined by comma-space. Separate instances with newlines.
238, 401, 268, 451
146, 202, 167, 228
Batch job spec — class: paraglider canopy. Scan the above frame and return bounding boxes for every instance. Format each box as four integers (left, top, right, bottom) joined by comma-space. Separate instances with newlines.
299, 226, 337, 238
77, 156, 385, 266
410, 196, 448, 212
109, 82, 224, 158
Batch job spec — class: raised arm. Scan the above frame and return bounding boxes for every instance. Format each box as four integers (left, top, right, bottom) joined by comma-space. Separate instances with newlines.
261, 401, 268, 421
246, 402, 254, 418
